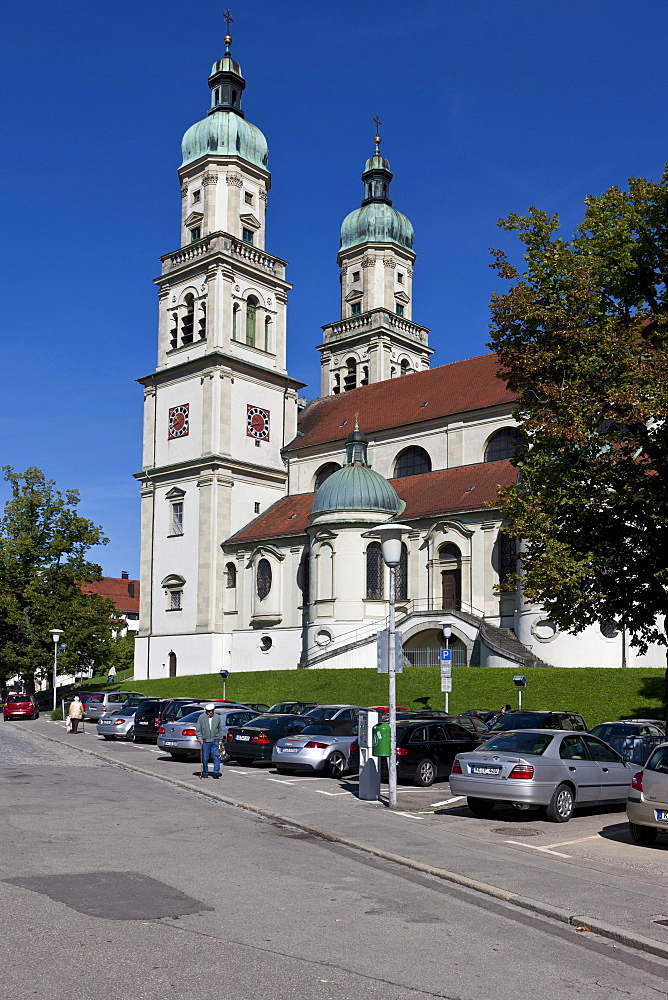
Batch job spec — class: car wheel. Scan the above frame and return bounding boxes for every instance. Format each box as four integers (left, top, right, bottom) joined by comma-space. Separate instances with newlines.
326, 751, 347, 779
467, 796, 496, 816
629, 822, 658, 846
546, 783, 574, 823
414, 758, 436, 787
103, 735, 114, 741
125, 728, 135, 742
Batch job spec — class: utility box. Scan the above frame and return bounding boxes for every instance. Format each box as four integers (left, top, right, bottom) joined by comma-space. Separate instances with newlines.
358, 709, 381, 801
372, 722, 392, 757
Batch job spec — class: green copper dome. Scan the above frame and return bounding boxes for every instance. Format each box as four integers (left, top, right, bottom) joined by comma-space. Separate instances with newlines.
311, 429, 403, 517
180, 43, 269, 171
340, 202, 414, 252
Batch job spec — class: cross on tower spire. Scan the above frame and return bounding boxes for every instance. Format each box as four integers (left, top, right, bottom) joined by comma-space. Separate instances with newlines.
373, 115, 382, 154
223, 9, 233, 52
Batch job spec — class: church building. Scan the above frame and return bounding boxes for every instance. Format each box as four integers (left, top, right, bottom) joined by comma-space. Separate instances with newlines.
133, 34, 662, 679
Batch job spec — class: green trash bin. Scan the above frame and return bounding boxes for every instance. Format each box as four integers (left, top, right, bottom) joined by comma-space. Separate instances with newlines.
372, 722, 392, 757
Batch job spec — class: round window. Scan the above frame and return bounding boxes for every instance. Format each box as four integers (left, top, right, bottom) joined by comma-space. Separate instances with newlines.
315, 629, 333, 647
532, 619, 557, 641
259, 636, 272, 652
256, 558, 272, 600
600, 620, 619, 639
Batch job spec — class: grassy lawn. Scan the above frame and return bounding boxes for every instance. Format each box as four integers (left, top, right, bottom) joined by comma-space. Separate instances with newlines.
89, 666, 667, 729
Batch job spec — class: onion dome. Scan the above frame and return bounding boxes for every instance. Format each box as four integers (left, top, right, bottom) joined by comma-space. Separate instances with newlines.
340, 147, 414, 252
311, 427, 403, 517
180, 33, 269, 170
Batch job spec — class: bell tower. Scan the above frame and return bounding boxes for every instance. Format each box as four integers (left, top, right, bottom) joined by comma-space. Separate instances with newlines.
317, 123, 432, 395
134, 20, 304, 681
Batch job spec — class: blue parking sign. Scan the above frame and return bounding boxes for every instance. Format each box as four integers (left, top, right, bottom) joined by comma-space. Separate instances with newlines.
440, 648, 452, 662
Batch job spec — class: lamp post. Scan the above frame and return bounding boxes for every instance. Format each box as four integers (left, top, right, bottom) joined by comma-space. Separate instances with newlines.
442, 625, 452, 714
363, 523, 410, 810
49, 629, 64, 712
219, 668, 230, 701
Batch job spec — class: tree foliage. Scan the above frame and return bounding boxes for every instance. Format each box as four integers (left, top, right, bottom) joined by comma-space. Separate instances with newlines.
488, 167, 668, 655
0, 467, 117, 690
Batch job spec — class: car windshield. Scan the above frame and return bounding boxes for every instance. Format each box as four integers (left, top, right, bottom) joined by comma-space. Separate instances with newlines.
489, 713, 548, 731
300, 725, 335, 736
305, 708, 343, 721
645, 746, 668, 773
478, 732, 554, 755
6, 695, 29, 703
267, 704, 291, 713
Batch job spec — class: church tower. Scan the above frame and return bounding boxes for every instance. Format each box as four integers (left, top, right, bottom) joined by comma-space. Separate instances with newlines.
318, 128, 432, 395
134, 24, 303, 680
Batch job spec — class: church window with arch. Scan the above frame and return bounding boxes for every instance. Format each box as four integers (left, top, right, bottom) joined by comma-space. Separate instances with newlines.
256, 558, 272, 601
366, 542, 384, 600
181, 294, 195, 345
225, 562, 237, 589
343, 357, 357, 392
314, 463, 340, 491
396, 542, 408, 600
393, 446, 431, 479
484, 427, 527, 463
246, 296, 258, 347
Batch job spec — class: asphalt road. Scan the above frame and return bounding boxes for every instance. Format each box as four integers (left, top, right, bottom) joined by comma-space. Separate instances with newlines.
2, 723, 668, 1000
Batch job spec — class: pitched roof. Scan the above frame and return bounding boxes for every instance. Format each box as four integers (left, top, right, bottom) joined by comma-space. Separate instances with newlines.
287, 353, 514, 453
80, 576, 140, 615
227, 461, 518, 545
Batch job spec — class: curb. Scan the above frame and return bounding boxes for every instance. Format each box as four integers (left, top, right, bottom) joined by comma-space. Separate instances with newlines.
28, 725, 668, 963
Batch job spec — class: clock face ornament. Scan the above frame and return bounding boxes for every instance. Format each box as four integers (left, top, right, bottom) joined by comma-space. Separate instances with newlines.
168, 404, 190, 439
247, 405, 270, 441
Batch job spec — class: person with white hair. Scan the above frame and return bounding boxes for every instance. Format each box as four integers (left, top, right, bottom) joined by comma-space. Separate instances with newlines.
195, 703, 224, 778
68, 696, 84, 734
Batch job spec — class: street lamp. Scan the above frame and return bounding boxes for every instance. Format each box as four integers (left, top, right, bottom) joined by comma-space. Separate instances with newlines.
442, 625, 452, 714
49, 629, 64, 712
362, 523, 411, 810
219, 668, 230, 701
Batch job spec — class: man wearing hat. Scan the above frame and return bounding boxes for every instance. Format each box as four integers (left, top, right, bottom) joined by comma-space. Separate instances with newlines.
196, 704, 224, 778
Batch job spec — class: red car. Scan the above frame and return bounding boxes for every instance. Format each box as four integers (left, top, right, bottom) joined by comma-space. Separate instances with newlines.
3, 694, 40, 720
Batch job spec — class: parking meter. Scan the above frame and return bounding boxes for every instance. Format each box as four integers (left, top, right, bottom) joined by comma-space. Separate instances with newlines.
358, 710, 380, 801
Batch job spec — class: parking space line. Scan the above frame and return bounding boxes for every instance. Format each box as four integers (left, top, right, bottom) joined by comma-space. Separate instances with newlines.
315, 790, 351, 796
394, 812, 423, 820
543, 834, 599, 849
267, 778, 297, 785
228, 769, 261, 775
503, 840, 571, 858
431, 796, 464, 807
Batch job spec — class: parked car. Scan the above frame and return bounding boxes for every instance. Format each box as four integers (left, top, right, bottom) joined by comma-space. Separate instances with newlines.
226, 714, 313, 763
304, 705, 366, 723
158, 707, 260, 759
3, 693, 39, 720
623, 718, 667, 736
243, 703, 270, 713
589, 721, 665, 765
95, 697, 151, 740
272, 721, 359, 777
384, 719, 484, 787
626, 742, 668, 845
266, 701, 317, 715
132, 699, 169, 743
447, 714, 490, 737
159, 699, 248, 726
449, 729, 632, 822
85, 690, 146, 721
487, 710, 588, 733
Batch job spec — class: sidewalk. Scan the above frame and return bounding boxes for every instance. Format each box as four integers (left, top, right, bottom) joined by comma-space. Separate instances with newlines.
20, 716, 668, 960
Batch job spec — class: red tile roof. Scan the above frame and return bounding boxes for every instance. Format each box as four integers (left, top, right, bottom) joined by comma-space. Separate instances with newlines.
80, 576, 140, 615
227, 461, 518, 545
287, 353, 514, 453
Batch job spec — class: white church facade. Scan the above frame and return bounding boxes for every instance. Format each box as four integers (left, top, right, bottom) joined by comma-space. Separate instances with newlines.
133, 34, 663, 680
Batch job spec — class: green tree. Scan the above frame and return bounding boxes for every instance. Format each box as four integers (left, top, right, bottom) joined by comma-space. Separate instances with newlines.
0, 466, 117, 692
488, 167, 668, 701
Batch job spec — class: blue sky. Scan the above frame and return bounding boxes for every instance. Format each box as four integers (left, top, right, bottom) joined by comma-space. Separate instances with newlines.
2, 0, 667, 577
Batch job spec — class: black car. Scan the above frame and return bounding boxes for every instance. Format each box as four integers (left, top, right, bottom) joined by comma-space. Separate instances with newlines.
133, 699, 169, 742
243, 703, 271, 713
385, 719, 485, 787
488, 710, 588, 733
226, 713, 313, 762
449, 714, 490, 737
266, 701, 318, 715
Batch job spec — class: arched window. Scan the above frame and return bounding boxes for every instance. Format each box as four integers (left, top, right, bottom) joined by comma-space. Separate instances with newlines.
264, 315, 271, 352
246, 296, 258, 347
232, 303, 239, 341
498, 532, 517, 583
181, 294, 195, 345
256, 558, 272, 600
168, 651, 177, 677
366, 542, 384, 600
299, 550, 310, 605
317, 544, 334, 600
343, 357, 357, 392
225, 563, 237, 589
396, 542, 408, 600
314, 463, 341, 491
198, 302, 207, 339
400, 358, 410, 375
484, 427, 527, 463
393, 446, 432, 479
439, 543, 461, 611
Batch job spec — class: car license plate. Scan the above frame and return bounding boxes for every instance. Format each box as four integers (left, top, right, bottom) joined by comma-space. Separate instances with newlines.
657, 810, 668, 821
138, 721, 148, 726
100, 720, 112, 725
470, 765, 501, 775
236, 735, 251, 741
278, 747, 299, 753
163, 740, 177, 746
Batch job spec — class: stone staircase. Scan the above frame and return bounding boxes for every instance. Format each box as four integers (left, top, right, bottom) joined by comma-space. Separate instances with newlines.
479, 620, 552, 669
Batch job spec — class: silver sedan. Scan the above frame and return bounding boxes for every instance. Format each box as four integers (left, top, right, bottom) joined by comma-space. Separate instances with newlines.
449, 729, 633, 822
96, 710, 137, 741
272, 722, 358, 777
157, 708, 259, 760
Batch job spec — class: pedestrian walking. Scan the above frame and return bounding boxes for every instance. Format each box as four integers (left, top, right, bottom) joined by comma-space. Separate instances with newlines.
196, 703, 224, 779
68, 696, 84, 734
107, 665, 117, 685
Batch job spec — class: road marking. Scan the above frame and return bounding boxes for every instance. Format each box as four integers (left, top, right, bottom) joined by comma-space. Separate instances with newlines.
504, 839, 571, 858
147, 749, 163, 754
228, 768, 261, 775
394, 811, 423, 820
315, 790, 350, 796
431, 796, 464, 807
543, 834, 599, 849
267, 778, 297, 785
